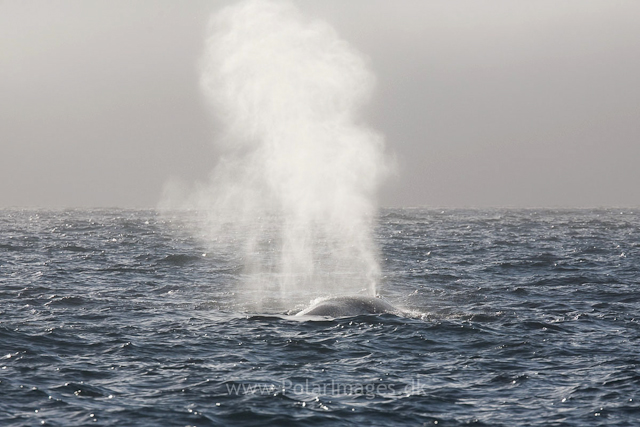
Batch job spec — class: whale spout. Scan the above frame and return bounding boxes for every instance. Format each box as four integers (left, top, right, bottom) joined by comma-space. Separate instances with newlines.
296, 296, 400, 318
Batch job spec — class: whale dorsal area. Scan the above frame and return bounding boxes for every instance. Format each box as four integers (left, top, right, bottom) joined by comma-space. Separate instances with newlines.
296, 296, 398, 317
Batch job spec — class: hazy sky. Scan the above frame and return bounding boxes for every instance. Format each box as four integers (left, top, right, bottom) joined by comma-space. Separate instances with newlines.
2, 0, 639, 208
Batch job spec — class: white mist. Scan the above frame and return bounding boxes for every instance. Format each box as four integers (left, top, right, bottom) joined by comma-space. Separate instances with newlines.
199, 0, 387, 310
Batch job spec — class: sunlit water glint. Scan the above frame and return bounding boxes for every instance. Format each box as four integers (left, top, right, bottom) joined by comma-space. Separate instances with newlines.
1, 208, 639, 426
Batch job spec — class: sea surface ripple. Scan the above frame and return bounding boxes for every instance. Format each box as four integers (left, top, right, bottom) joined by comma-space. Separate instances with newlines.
1, 208, 639, 426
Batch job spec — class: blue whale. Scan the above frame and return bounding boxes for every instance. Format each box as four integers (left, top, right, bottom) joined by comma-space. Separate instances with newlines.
296, 296, 400, 317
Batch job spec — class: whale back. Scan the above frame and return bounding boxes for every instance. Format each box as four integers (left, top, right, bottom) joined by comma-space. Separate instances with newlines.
296, 296, 398, 317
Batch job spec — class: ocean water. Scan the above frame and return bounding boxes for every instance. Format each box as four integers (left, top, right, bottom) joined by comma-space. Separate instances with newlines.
1, 208, 639, 426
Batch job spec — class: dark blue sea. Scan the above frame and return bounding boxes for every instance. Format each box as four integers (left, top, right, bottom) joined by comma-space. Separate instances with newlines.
1, 208, 639, 426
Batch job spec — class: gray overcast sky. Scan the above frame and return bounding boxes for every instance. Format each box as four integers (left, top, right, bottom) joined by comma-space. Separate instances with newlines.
1, 0, 639, 208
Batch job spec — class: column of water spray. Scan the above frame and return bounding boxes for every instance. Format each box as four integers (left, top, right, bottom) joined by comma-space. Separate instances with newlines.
199, 0, 387, 310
